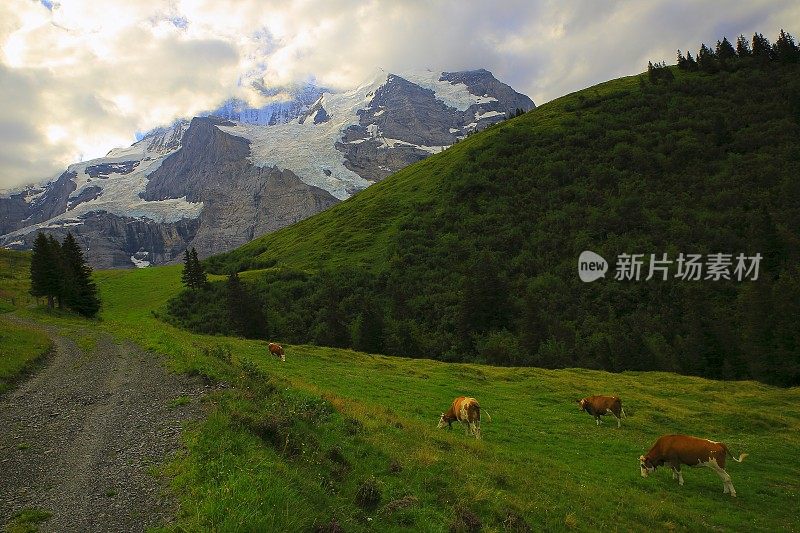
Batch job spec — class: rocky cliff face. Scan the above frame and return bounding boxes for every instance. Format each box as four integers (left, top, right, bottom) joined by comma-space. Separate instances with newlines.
1, 69, 533, 268
142, 117, 339, 258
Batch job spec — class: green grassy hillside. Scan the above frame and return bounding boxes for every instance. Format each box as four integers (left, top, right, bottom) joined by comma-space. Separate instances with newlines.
0, 249, 32, 312
0, 250, 51, 394
199, 62, 800, 386
10, 259, 799, 531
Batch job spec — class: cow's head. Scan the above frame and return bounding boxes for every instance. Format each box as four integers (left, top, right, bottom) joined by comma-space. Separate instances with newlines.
577, 398, 586, 411
639, 455, 655, 477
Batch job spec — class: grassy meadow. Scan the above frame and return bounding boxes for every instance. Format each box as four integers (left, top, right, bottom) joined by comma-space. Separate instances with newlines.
8, 264, 799, 531
0, 317, 52, 395
0, 249, 51, 393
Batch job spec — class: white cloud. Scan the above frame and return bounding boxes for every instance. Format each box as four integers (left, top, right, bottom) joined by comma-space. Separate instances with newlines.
0, 0, 798, 190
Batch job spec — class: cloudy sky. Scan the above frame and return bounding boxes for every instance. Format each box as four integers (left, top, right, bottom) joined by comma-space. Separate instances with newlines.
1, 0, 798, 191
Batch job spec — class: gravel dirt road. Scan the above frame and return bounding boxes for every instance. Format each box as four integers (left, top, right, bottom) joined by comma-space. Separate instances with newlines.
0, 319, 207, 532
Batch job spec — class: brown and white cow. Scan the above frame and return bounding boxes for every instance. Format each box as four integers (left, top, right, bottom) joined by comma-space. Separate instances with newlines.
639, 434, 748, 497
268, 342, 285, 362
437, 396, 491, 439
578, 395, 626, 428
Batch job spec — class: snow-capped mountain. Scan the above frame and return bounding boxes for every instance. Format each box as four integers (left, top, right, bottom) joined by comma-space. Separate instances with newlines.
1, 69, 534, 268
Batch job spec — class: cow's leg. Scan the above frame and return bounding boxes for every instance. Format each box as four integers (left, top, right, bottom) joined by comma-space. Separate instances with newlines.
611, 412, 621, 428
671, 465, 684, 485
595, 416, 601, 425
474, 421, 481, 439
463, 421, 470, 436
706, 461, 736, 496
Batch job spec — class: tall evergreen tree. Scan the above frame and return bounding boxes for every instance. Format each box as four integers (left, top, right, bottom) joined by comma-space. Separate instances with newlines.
46, 235, 64, 308
716, 37, 737, 63
60, 232, 100, 317
774, 29, 800, 63
181, 247, 206, 290
736, 34, 751, 57
684, 51, 697, 70
696, 44, 719, 72
190, 248, 207, 288
29, 232, 60, 308
676, 50, 687, 70
752, 32, 773, 62
181, 249, 194, 288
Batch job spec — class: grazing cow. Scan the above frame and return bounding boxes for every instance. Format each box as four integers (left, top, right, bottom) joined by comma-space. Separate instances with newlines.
268, 342, 285, 362
639, 434, 748, 497
578, 395, 626, 427
437, 396, 490, 439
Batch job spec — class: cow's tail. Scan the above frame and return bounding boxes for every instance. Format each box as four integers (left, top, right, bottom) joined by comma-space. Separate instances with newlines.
726, 445, 748, 463
481, 409, 492, 422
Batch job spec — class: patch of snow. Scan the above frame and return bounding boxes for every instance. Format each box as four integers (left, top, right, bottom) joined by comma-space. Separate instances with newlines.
6, 240, 23, 246
475, 110, 505, 121
130, 255, 150, 268
24, 188, 46, 204
402, 69, 497, 111
377, 137, 449, 154
373, 108, 385, 117
449, 128, 460, 133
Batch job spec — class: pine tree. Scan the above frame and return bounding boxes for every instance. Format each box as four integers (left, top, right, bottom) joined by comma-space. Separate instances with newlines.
774, 29, 800, 63
716, 37, 737, 62
29, 232, 60, 308
696, 44, 719, 73
60, 232, 100, 317
181, 249, 194, 288
677, 50, 687, 70
736, 34, 751, 57
684, 51, 698, 71
647, 60, 656, 82
752, 32, 773, 62
61, 233, 80, 308
190, 248, 207, 288
47, 235, 64, 308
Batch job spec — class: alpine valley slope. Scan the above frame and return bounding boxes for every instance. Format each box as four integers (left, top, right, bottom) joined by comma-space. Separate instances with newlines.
202, 62, 800, 386
0, 69, 533, 268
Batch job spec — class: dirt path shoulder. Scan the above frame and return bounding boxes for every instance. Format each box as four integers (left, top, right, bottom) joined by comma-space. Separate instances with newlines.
0, 318, 208, 532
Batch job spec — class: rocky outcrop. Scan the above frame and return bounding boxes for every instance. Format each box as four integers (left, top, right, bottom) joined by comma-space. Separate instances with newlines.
333, 70, 534, 182
441, 69, 534, 112
0, 171, 76, 235
6, 211, 200, 269
0, 194, 29, 236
